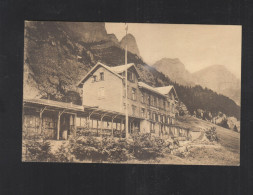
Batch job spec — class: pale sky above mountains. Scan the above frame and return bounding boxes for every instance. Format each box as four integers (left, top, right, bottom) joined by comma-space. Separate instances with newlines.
105, 23, 242, 79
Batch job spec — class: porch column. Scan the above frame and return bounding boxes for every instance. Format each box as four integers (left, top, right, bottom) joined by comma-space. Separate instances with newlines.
100, 118, 103, 137
111, 115, 118, 137
120, 119, 123, 138
73, 113, 77, 137
88, 110, 96, 130
39, 106, 47, 134
97, 120, 99, 136
57, 109, 65, 140
111, 119, 114, 137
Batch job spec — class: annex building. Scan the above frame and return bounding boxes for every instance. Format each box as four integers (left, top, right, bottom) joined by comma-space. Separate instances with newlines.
23, 62, 190, 140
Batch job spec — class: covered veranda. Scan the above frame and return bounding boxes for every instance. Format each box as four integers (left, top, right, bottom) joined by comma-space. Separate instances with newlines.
23, 99, 142, 140
77, 106, 142, 138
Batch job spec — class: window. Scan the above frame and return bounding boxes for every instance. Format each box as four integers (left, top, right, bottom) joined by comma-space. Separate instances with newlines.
163, 101, 166, 110
150, 122, 155, 133
141, 108, 145, 118
141, 92, 144, 103
98, 87, 105, 98
153, 113, 156, 121
100, 72, 104, 81
132, 105, 136, 116
147, 111, 150, 119
92, 75, 97, 82
128, 71, 135, 82
155, 114, 158, 122
148, 95, 150, 105
151, 96, 154, 106
132, 88, 136, 100
154, 97, 157, 107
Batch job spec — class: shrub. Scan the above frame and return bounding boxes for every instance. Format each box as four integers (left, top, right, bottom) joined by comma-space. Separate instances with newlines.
205, 127, 219, 142
24, 139, 56, 162
130, 133, 164, 160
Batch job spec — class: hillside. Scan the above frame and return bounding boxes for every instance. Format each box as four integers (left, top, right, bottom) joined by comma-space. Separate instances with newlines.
176, 115, 240, 153
23, 21, 240, 120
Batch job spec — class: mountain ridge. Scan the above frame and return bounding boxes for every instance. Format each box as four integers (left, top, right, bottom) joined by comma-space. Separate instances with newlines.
153, 58, 241, 105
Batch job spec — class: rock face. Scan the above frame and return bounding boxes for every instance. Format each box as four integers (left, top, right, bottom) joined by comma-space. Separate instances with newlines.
153, 58, 241, 106
120, 34, 140, 56
153, 58, 194, 86
59, 22, 109, 43
192, 65, 241, 105
23, 21, 143, 101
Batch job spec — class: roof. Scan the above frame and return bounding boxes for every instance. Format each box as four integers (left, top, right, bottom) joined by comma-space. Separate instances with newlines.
77, 62, 123, 87
77, 62, 140, 87
138, 82, 178, 99
138, 82, 167, 97
23, 98, 84, 112
23, 98, 143, 120
155, 86, 178, 99
110, 63, 135, 73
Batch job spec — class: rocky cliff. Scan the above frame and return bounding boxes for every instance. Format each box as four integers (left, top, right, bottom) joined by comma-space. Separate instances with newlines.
120, 34, 140, 57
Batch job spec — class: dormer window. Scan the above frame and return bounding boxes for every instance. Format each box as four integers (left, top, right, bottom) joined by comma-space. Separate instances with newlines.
100, 72, 104, 81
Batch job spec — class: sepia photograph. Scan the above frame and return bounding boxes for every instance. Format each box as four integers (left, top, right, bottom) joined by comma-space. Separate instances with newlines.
22, 21, 241, 165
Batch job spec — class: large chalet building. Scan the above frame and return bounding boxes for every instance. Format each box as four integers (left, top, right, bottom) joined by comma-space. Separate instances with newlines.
77, 62, 178, 136
23, 62, 190, 140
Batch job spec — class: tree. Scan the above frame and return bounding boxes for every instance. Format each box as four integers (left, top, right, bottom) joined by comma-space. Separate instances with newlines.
219, 118, 229, 129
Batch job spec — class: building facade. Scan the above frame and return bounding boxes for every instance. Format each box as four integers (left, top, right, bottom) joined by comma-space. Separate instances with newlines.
77, 62, 182, 137
22, 62, 189, 140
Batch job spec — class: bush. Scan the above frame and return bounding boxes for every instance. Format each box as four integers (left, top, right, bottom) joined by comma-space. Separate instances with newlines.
205, 127, 219, 142
130, 133, 164, 160
24, 139, 56, 162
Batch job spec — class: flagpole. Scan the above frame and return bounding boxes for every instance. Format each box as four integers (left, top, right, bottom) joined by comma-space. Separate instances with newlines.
125, 23, 129, 139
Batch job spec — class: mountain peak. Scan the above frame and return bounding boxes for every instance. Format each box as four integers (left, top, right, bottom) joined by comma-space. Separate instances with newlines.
153, 58, 194, 86
120, 33, 140, 56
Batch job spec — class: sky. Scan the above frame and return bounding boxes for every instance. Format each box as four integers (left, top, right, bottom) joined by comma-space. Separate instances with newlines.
105, 23, 242, 79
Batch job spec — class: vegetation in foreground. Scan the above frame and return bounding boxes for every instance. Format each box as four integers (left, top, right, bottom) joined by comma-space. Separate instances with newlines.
22, 126, 239, 165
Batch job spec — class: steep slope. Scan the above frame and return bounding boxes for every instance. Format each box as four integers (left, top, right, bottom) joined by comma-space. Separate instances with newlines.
120, 34, 140, 56
192, 65, 241, 105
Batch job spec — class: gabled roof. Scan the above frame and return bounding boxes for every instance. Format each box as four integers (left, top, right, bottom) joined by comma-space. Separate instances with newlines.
77, 62, 140, 87
111, 63, 141, 79
77, 62, 123, 87
138, 82, 167, 97
155, 86, 178, 100
138, 82, 178, 100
